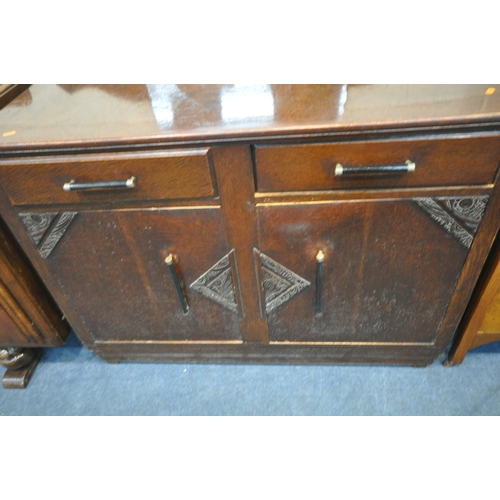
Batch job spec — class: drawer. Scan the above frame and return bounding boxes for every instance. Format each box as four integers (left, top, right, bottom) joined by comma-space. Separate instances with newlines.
0, 149, 216, 206
254, 136, 500, 192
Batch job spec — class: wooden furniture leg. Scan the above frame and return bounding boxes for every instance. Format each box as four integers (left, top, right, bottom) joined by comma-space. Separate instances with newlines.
0, 347, 42, 388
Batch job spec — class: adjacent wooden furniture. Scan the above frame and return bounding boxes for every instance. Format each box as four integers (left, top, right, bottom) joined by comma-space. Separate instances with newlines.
447, 232, 500, 364
0, 85, 31, 111
0, 217, 69, 387
0, 83, 69, 388
0, 84, 499, 367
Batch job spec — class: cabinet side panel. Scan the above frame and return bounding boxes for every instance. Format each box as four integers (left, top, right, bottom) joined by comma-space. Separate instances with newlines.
441, 164, 500, 355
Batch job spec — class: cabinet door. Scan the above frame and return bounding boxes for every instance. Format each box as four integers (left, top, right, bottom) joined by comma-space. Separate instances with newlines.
18, 207, 241, 342
257, 197, 488, 344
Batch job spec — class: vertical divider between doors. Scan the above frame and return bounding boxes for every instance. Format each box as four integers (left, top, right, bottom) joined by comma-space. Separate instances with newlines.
211, 145, 269, 343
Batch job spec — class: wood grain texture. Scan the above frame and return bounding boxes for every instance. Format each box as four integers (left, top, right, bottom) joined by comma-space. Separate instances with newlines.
1, 85, 500, 153
470, 332, 500, 349
0, 182, 97, 346
258, 200, 469, 344
0, 149, 215, 206
92, 341, 441, 367
448, 229, 500, 363
0, 85, 31, 110
37, 208, 242, 342
255, 185, 494, 204
0, 306, 26, 344
211, 146, 269, 342
0, 85, 500, 366
478, 291, 500, 333
254, 136, 500, 192
436, 163, 500, 353
0, 280, 42, 344
0, 216, 69, 348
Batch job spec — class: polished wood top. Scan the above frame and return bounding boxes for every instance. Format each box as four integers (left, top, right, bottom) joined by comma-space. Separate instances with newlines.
1, 84, 499, 151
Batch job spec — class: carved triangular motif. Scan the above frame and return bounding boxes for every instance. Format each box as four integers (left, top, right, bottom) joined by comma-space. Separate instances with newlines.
19, 212, 57, 245
259, 252, 310, 313
19, 212, 77, 259
190, 251, 238, 313
414, 196, 489, 249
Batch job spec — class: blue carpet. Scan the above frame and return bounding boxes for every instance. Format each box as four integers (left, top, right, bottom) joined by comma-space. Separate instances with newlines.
1, 332, 500, 415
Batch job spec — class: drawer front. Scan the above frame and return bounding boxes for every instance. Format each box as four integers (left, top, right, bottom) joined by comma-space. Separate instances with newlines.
0, 149, 216, 206
254, 136, 500, 192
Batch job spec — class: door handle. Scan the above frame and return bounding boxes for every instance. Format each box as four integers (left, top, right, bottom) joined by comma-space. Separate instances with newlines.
316, 250, 325, 315
334, 160, 415, 176
63, 176, 136, 191
165, 254, 189, 314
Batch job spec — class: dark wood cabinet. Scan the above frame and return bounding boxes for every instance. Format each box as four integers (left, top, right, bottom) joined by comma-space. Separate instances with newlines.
1, 84, 500, 367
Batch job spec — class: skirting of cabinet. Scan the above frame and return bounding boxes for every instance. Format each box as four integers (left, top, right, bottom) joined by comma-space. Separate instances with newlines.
91, 342, 441, 367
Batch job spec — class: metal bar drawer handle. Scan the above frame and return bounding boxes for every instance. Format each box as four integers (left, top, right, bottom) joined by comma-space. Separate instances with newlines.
165, 254, 189, 314
334, 160, 415, 176
63, 176, 136, 191
316, 250, 325, 315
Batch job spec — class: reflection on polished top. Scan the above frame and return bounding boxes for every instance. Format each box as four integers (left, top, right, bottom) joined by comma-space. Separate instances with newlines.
1, 84, 500, 150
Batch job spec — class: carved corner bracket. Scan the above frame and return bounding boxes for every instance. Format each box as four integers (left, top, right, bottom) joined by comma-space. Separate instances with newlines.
19, 212, 77, 258
413, 196, 489, 249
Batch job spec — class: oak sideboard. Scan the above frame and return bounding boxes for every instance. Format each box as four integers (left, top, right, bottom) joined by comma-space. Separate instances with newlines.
1, 84, 499, 367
